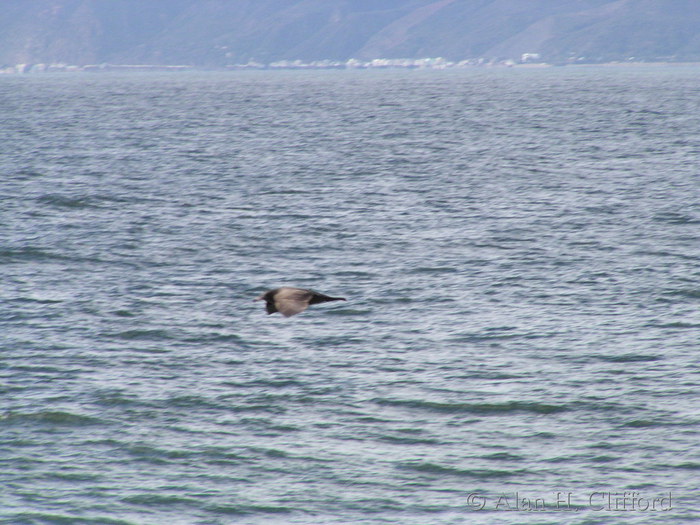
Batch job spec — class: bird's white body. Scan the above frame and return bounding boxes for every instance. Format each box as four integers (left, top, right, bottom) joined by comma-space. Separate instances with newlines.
256, 287, 346, 317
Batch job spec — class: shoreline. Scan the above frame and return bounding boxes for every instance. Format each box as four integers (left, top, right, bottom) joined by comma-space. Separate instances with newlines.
3, 61, 700, 75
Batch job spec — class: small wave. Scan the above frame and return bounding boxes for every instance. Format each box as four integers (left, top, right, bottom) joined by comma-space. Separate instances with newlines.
258, 189, 312, 195
269, 213, 314, 220
8, 514, 136, 525
93, 392, 142, 407
530, 431, 557, 439
380, 131, 409, 138
454, 372, 523, 380
113, 309, 136, 317
652, 212, 700, 225
661, 288, 700, 300
409, 266, 459, 274
0, 410, 105, 426
37, 194, 101, 209
164, 394, 228, 410
0, 246, 68, 263
398, 462, 519, 479
450, 333, 520, 342
590, 455, 617, 463
7, 167, 44, 179
132, 347, 170, 354
224, 403, 288, 414
201, 451, 249, 466
619, 419, 664, 428
639, 251, 698, 262
377, 435, 442, 445
205, 503, 295, 516
655, 288, 700, 304
106, 329, 174, 341
14, 296, 65, 304
592, 354, 662, 363
182, 332, 243, 343
313, 335, 366, 345
374, 297, 414, 304
324, 307, 371, 316
0, 246, 108, 266
122, 493, 200, 506
120, 443, 253, 466
450, 326, 550, 342
481, 452, 525, 461
373, 398, 568, 415
44, 471, 101, 481
673, 462, 700, 470
124, 443, 197, 463
224, 378, 304, 388
332, 270, 376, 278
8, 364, 72, 374
648, 321, 700, 329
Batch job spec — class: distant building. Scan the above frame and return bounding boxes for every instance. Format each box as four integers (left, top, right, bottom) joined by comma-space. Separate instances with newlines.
521, 53, 541, 63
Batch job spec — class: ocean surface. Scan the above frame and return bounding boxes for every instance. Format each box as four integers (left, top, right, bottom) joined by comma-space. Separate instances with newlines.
1, 66, 699, 524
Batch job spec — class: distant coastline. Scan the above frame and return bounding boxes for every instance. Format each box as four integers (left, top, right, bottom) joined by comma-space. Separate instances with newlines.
3, 59, 700, 75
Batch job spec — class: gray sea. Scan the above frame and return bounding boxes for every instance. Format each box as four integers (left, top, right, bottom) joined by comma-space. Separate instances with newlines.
1, 66, 699, 524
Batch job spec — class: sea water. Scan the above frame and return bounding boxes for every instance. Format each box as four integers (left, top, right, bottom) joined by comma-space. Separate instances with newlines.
1, 67, 699, 524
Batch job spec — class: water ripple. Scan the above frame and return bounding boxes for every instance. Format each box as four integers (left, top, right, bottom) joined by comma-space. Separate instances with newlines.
2, 68, 699, 525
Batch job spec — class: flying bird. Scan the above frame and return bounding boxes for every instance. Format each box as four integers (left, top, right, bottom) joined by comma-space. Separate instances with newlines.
255, 287, 346, 317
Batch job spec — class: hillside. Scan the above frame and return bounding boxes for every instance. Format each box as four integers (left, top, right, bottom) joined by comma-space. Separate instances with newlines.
2, 0, 700, 67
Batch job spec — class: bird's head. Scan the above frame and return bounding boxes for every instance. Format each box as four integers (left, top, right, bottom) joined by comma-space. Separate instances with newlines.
254, 290, 274, 302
